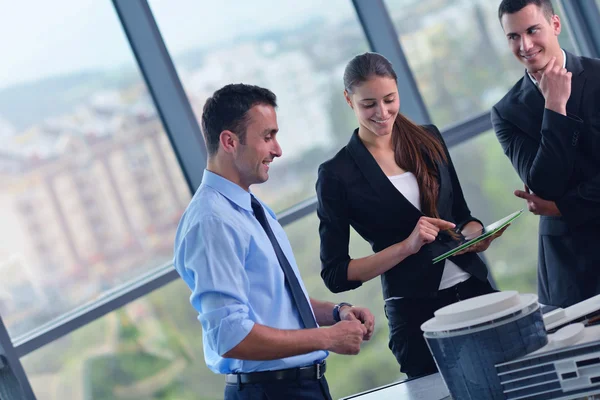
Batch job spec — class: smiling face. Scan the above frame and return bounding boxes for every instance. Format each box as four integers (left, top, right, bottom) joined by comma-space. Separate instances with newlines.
232, 104, 282, 190
345, 76, 399, 139
501, 4, 562, 74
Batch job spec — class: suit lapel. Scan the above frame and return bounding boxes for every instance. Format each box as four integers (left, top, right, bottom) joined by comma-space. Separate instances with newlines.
516, 74, 545, 139
346, 130, 423, 219
565, 51, 586, 118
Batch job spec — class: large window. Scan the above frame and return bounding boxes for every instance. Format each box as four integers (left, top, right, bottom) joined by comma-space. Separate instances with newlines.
6, 1, 597, 399
149, 0, 369, 212
383, 0, 577, 128
449, 131, 539, 295
0, 2, 189, 339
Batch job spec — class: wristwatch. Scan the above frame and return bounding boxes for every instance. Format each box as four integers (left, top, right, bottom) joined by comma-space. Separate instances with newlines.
333, 302, 353, 322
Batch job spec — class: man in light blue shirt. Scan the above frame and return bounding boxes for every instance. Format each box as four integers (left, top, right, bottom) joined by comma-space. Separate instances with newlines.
174, 83, 375, 400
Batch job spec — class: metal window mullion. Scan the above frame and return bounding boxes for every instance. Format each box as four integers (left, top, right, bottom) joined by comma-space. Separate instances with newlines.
441, 111, 493, 148
559, 0, 600, 58
112, 0, 207, 193
351, 0, 431, 124
13, 266, 179, 358
0, 315, 36, 399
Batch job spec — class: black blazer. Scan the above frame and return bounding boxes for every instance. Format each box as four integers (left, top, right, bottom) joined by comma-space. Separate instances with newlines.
316, 125, 488, 299
492, 50, 600, 307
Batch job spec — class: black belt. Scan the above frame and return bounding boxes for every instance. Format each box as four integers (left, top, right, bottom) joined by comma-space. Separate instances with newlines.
225, 361, 326, 385
387, 276, 489, 300
436, 276, 479, 298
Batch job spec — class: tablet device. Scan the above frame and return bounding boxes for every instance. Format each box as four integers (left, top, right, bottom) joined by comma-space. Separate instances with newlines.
432, 209, 524, 264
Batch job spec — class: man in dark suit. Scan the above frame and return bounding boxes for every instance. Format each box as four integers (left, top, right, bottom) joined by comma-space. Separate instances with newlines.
492, 0, 600, 308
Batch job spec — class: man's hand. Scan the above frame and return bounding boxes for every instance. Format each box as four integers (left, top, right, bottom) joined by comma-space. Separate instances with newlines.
339, 306, 375, 341
538, 56, 571, 116
514, 185, 561, 216
325, 320, 366, 355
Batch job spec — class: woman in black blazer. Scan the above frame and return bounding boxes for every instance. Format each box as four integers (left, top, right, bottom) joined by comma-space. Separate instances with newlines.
316, 52, 506, 378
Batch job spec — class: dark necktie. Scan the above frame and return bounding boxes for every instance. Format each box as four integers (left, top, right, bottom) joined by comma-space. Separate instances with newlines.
250, 195, 317, 329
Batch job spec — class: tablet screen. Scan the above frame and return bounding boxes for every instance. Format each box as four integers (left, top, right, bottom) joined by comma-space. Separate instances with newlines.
432, 209, 524, 264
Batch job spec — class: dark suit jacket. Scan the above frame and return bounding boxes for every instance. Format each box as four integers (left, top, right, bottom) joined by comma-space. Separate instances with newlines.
492, 50, 600, 307
316, 125, 488, 300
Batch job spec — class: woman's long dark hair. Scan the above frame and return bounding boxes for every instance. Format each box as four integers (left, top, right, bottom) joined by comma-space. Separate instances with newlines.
344, 52, 448, 219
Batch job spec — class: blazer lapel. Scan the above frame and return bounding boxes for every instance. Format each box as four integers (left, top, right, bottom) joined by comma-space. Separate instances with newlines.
516, 74, 545, 139
346, 130, 423, 219
565, 51, 586, 118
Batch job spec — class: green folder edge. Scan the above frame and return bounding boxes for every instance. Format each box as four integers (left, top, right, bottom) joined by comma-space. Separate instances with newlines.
432, 209, 525, 264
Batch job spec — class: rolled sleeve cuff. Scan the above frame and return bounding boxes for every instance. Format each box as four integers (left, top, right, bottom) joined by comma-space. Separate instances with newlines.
201, 304, 256, 357
218, 317, 255, 356
321, 258, 362, 293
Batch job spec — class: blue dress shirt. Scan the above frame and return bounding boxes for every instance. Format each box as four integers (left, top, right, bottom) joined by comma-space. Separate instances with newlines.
173, 170, 327, 374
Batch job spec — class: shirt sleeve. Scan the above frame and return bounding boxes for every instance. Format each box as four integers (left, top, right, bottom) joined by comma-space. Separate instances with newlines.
175, 217, 255, 356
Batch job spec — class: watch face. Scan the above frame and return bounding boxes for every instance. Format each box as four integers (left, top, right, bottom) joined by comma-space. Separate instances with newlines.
334, 303, 352, 322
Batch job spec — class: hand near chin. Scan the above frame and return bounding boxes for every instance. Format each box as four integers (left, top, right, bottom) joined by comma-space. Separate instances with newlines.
539, 56, 572, 115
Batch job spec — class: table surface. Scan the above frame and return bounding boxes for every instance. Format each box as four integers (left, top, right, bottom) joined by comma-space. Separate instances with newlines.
340, 373, 450, 400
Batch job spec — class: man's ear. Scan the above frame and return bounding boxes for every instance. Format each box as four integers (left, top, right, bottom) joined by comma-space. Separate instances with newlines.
552, 14, 561, 35
344, 90, 353, 109
219, 130, 238, 153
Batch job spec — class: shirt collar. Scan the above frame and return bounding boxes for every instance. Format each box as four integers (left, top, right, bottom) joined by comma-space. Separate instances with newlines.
201, 169, 252, 211
527, 49, 566, 87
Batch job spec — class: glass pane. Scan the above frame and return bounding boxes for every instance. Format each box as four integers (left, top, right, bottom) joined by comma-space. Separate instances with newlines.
383, 0, 578, 128
22, 279, 222, 400
449, 130, 539, 294
22, 212, 401, 400
149, 0, 369, 212
0, 2, 190, 339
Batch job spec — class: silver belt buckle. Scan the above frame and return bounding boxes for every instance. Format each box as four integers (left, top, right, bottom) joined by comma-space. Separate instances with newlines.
315, 361, 323, 379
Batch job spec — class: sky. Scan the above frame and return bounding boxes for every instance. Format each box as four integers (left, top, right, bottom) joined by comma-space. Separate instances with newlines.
0, 0, 356, 91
